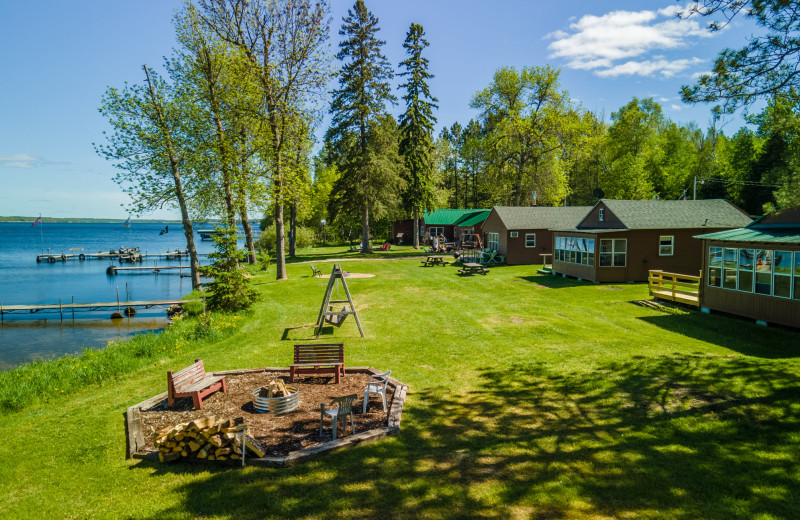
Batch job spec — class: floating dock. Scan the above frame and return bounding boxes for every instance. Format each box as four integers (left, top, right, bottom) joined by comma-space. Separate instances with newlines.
36, 249, 197, 263
106, 265, 208, 275
0, 299, 197, 322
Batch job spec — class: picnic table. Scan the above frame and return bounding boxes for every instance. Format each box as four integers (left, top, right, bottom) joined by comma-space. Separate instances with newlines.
421, 255, 449, 267
458, 262, 489, 275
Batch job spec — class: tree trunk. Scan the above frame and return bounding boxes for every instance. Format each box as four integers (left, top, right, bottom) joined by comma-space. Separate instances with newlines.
413, 208, 420, 249
361, 205, 370, 253
172, 167, 201, 291
238, 203, 256, 264
289, 202, 297, 257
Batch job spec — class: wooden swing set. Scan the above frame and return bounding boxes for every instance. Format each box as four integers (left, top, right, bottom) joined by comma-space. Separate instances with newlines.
315, 264, 365, 339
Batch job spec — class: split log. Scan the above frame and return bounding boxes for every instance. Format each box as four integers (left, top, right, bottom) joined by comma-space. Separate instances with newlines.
153, 416, 262, 463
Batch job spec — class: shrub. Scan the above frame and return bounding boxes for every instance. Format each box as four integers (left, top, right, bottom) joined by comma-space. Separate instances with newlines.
254, 225, 315, 251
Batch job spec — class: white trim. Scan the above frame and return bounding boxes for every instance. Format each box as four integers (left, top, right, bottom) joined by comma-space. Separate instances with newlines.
659, 235, 674, 256
509, 231, 518, 238
524, 233, 536, 248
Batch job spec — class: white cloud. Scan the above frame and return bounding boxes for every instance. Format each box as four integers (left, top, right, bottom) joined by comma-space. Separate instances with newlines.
671, 104, 684, 111
547, 3, 714, 78
596, 57, 704, 78
0, 154, 41, 168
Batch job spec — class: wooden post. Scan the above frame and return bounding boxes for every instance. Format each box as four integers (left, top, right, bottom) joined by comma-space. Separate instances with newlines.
59, 298, 63, 322
71, 296, 75, 322
116, 286, 120, 311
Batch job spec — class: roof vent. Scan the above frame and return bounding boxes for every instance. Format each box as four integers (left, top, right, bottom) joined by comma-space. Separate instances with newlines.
703, 218, 708, 226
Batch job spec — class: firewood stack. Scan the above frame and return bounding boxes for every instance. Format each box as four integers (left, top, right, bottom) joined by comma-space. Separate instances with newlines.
152, 416, 266, 463
260, 379, 289, 398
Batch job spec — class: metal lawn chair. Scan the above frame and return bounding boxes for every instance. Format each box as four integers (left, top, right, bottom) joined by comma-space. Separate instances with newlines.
319, 394, 357, 440
310, 264, 322, 277
363, 370, 391, 413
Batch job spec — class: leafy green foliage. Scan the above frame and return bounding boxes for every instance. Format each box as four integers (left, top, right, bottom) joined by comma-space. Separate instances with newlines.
327, 0, 399, 251
203, 226, 258, 312
680, 0, 800, 114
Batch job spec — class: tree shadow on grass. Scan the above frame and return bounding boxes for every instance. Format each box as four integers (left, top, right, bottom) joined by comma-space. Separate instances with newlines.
516, 274, 596, 289
638, 313, 800, 359
132, 354, 800, 519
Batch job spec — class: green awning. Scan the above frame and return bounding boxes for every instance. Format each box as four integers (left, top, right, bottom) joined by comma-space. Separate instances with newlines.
694, 227, 800, 244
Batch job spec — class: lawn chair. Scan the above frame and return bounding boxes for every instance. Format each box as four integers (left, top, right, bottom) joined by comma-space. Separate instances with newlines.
310, 264, 322, 277
348, 243, 359, 252
363, 370, 391, 413
480, 250, 497, 264
319, 394, 357, 440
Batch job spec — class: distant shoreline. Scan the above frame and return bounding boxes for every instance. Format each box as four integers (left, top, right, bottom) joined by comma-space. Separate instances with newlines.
0, 217, 211, 224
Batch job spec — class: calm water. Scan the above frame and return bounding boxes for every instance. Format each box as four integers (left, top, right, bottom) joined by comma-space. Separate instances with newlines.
0, 222, 218, 369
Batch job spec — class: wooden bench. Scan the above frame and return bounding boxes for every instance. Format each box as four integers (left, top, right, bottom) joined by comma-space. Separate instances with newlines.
290, 343, 345, 383
167, 358, 227, 410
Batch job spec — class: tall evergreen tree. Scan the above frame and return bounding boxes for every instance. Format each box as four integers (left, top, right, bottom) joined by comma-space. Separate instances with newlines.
398, 23, 438, 249
328, 0, 397, 252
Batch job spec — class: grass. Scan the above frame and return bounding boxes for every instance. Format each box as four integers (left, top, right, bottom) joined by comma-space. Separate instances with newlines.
1, 253, 799, 519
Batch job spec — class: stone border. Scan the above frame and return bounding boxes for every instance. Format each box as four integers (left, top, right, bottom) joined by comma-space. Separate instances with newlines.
125, 366, 408, 468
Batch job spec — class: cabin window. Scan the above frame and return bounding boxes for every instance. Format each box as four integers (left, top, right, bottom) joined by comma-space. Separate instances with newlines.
600, 239, 626, 267
659, 235, 674, 255
510, 231, 518, 238
723, 248, 738, 290
525, 233, 536, 247
755, 250, 772, 295
794, 252, 800, 300
428, 227, 444, 237
554, 236, 594, 266
487, 232, 499, 251
708, 247, 722, 287
737, 249, 754, 292
659, 236, 674, 256
774, 250, 792, 298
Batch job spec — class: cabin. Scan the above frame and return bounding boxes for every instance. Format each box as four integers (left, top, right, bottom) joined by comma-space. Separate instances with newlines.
551, 199, 752, 283
391, 209, 489, 245
480, 206, 593, 265
694, 206, 800, 329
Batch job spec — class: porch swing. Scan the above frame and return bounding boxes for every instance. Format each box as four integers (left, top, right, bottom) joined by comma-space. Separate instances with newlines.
315, 264, 365, 338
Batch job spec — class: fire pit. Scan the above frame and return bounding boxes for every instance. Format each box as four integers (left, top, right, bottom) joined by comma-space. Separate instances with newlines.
252, 384, 300, 414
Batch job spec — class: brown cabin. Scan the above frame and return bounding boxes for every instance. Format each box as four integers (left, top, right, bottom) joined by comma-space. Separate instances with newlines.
551, 199, 753, 283
481, 206, 592, 265
695, 206, 800, 329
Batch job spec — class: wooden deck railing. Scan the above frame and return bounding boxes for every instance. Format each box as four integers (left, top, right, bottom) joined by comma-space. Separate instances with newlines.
648, 270, 701, 308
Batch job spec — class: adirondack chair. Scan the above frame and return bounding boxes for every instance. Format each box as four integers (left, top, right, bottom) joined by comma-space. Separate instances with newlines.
319, 394, 358, 440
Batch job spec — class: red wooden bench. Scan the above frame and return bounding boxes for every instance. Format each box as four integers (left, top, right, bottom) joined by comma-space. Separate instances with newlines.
167, 358, 227, 409
290, 343, 345, 383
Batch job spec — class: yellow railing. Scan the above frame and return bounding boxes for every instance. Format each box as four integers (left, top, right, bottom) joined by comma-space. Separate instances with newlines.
648, 270, 701, 307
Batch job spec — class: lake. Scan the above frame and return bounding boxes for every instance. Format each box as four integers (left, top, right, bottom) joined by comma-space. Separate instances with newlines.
0, 222, 220, 369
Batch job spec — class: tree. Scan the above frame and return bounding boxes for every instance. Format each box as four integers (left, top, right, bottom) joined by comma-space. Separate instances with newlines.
328, 0, 397, 252
198, 0, 332, 279
398, 23, 438, 249
680, 0, 800, 114
96, 65, 203, 290
327, 114, 405, 244
471, 66, 575, 206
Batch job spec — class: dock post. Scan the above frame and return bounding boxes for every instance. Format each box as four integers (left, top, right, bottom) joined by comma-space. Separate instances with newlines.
116, 286, 120, 311
72, 296, 75, 322
59, 298, 63, 322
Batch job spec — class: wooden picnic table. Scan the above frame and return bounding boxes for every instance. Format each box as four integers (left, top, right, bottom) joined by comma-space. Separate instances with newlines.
540, 253, 552, 269
421, 255, 449, 267
458, 262, 488, 275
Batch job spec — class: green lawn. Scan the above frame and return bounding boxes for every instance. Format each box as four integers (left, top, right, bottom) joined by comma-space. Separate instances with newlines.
1, 254, 799, 519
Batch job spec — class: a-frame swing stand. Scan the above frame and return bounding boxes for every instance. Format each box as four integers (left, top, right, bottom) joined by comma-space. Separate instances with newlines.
315, 263, 365, 339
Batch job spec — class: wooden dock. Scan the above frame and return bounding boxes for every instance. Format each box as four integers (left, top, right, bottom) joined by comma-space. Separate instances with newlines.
36, 250, 198, 263
107, 265, 208, 275
0, 299, 196, 321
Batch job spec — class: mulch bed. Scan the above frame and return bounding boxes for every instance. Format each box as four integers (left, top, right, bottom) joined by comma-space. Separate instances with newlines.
140, 371, 393, 457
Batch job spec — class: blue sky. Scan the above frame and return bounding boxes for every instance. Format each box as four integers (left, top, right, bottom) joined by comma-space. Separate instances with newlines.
0, 1, 758, 219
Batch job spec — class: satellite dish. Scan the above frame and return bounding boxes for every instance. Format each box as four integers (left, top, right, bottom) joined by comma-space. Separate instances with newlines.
593, 188, 605, 199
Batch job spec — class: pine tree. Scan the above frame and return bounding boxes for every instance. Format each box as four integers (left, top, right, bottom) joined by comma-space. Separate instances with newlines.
328, 0, 397, 252
398, 23, 438, 249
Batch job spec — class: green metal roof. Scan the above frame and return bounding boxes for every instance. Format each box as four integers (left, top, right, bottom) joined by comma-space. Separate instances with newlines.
694, 227, 800, 244
595, 199, 753, 230
423, 209, 489, 226
492, 206, 592, 230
